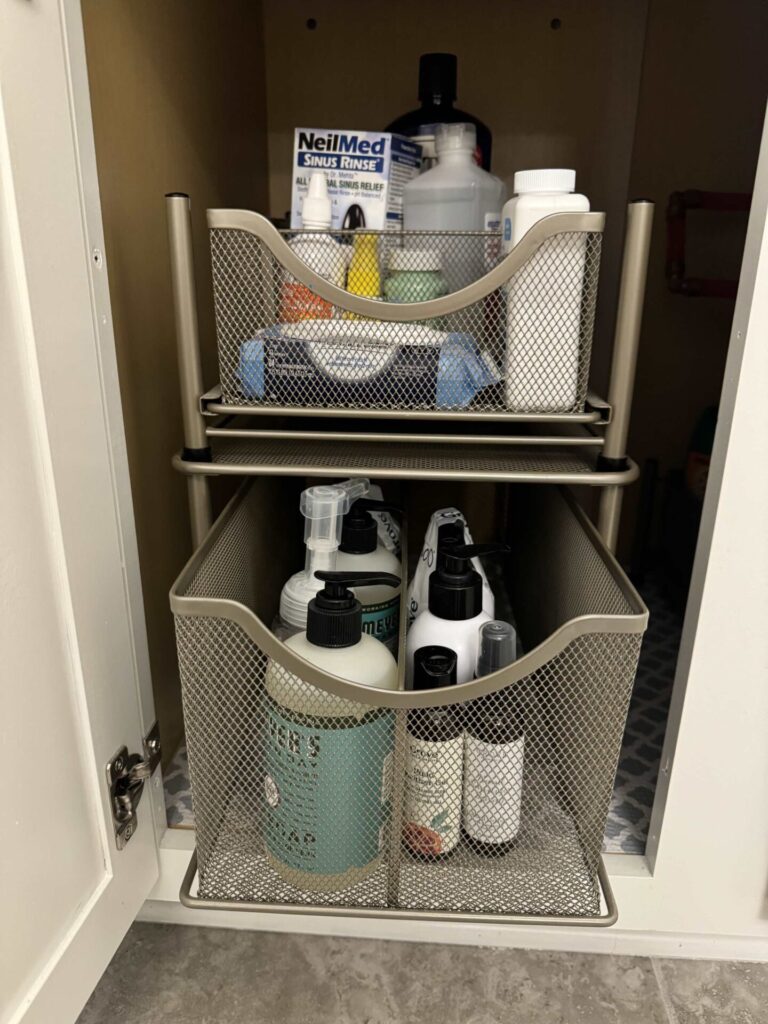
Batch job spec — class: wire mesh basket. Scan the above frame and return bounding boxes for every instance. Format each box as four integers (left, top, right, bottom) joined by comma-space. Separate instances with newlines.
171, 479, 646, 924
208, 210, 604, 418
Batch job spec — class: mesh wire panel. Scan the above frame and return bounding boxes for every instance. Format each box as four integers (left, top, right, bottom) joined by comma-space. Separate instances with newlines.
210, 227, 602, 416
173, 486, 644, 919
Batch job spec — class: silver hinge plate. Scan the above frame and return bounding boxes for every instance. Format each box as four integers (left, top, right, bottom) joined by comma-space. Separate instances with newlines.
106, 722, 162, 849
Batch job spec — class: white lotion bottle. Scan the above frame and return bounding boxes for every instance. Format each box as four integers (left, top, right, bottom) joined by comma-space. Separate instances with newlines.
501, 169, 590, 412
405, 542, 509, 686
276, 478, 370, 641
403, 123, 505, 292
281, 170, 346, 321
264, 571, 399, 892
335, 497, 403, 654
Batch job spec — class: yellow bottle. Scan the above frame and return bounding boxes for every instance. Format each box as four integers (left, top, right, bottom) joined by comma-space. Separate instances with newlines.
344, 232, 380, 319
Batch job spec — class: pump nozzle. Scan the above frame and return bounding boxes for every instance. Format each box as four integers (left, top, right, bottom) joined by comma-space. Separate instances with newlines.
314, 570, 400, 595
428, 542, 510, 621
307, 570, 400, 648
341, 497, 403, 555
441, 542, 510, 574
278, 478, 370, 632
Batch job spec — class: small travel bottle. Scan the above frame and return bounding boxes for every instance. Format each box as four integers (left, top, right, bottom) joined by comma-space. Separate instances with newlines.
402, 646, 462, 860
463, 620, 524, 857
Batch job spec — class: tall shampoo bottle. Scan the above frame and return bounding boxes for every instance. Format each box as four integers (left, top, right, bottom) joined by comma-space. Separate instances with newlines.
405, 542, 509, 686
335, 497, 402, 654
463, 620, 524, 856
501, 169, 590, 412
264, 571, 399, 892
403, 646, 463, 859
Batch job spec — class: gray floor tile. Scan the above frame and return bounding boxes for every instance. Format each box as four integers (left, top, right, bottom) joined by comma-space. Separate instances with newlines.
77, 922, 669, 1024
655, 958, 768, 1024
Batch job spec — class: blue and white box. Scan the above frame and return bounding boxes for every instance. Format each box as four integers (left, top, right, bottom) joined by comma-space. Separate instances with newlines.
290, 128, 422, 230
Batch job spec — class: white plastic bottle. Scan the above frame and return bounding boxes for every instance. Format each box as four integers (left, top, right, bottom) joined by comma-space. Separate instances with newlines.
275, 478, 370, 640
335, 497, 402, 654
403, 123, 505, 292
501, 169, 590, 412
263, 571, 399, 891
405, 542, 509, 686
281, 170, 346, 322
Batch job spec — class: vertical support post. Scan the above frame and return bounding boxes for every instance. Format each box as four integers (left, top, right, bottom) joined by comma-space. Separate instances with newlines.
598, 200, 655, 551
166, 192, 212, 547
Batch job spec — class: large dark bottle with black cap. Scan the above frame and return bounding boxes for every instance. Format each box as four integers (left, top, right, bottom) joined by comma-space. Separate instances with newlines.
337, 498, 402, 654
405, 542, 510, 686
403, 646, 464, 859
386, 53, 492, 170
263, 571, 400, 892
463, 620, 524, 857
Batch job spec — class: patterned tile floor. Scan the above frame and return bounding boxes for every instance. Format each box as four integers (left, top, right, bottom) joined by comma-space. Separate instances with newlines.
164, 572, 683, 853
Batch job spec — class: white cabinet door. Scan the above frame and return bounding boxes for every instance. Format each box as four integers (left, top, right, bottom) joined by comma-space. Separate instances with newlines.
0, 3, 161, 1022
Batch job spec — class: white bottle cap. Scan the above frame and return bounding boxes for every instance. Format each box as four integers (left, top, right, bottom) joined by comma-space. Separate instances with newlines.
389, 248, 442, 272
513, 169, 576, 194
301, 171, 333, 229
435, 122, 476, 155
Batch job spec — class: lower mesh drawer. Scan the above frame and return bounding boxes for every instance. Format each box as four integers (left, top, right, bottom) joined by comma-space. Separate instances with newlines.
170, 481, 646, 924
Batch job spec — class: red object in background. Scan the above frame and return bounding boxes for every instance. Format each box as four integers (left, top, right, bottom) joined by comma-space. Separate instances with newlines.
666, 189, 751, 298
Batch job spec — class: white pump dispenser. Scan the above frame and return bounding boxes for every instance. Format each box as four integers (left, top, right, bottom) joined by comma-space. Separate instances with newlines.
275, 478, 370, 640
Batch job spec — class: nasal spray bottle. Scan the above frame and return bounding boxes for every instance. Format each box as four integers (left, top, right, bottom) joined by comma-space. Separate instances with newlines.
275, 479, 370, 641
264, 570, 399, 891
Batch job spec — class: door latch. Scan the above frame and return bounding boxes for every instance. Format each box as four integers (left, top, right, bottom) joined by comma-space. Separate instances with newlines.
106, 722, 161, 849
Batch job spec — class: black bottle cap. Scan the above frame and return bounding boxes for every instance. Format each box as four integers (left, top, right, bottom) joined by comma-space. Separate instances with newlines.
413, 646, 458, 691
476, 620, 517, 677
342, 204, 366, 230
418, 53, 457, 104
428, 543, 510, 621
307, 570, 399, 648
340, 498, 401, 556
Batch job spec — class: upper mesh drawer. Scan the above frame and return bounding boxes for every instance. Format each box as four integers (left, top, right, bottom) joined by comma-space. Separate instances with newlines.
208, 211, 603, 416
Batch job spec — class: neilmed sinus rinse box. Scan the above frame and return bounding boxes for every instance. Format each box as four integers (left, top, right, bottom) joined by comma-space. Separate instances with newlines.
290, 128, 422, 230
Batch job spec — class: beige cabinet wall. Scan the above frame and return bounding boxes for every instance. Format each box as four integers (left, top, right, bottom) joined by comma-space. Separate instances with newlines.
260, 0, 649, 388
81, 0, 269, 763
622, 0, 768, 555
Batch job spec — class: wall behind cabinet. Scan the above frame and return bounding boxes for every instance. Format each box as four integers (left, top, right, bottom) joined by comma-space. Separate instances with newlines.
81, 0, 269, 764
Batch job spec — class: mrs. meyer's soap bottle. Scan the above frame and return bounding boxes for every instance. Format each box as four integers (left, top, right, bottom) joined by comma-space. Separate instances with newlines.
263, 571, 399, 891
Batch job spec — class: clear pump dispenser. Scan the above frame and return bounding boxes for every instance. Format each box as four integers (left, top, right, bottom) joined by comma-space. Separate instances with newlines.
275, 478, 370, 639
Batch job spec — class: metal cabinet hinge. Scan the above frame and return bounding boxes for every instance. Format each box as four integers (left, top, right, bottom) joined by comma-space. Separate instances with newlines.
105, 722, 162, 849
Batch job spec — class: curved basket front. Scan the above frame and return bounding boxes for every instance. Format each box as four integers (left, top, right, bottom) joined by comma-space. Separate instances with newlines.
170, 481, 646, 921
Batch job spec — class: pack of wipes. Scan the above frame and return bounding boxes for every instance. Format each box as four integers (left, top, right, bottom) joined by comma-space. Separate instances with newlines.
290, 129, 422, 230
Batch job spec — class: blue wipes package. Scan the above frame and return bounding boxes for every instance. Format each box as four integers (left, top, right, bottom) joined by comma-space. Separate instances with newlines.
238, 321, 500, 410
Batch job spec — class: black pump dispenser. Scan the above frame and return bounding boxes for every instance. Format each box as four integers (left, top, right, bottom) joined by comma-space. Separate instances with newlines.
308, 570, 400, 648
428, 543, 510, 621
340, 498, 402, 556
